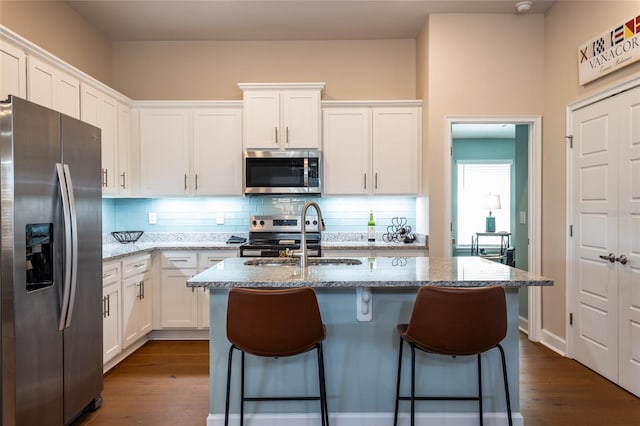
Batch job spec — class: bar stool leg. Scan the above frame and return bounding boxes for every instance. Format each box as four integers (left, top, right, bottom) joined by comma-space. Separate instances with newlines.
393, 335, 404, 426
317, 343, 330, 426
477, 353, 483, 426
497, 344, 513, 426
240, 351, 245, 426
225, 345, 235, 426
410, 344, 416, 426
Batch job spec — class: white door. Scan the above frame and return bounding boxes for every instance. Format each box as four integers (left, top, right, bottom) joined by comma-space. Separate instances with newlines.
282, 90, 321, 149
242, 90, 280, 149
570, 85, 640, 397
617, 88, 640, 397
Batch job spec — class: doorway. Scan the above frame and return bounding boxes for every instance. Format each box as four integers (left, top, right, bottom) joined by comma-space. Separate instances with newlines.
445, 116, 543, 341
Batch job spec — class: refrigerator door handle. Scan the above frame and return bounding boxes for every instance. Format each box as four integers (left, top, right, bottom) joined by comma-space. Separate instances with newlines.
56, 163, 73, 331
63, 164, 79, 328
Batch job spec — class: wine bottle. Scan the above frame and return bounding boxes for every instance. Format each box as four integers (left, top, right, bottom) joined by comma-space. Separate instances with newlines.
368, 211, 376, 242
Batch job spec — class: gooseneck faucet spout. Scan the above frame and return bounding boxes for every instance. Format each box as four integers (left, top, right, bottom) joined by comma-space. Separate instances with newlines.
297, 201, 325, 267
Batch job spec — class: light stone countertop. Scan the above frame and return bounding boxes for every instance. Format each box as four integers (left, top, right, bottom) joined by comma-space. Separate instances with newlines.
187, 256, 553, 289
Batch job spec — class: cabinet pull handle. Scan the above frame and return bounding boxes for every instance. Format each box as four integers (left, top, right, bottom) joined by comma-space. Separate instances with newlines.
107, 294, 110, 317
133, 262, 146, 268
184, 174, 187, 190
364, 173, 367, 190
102, 296, 107, 318
274, 126, 278, 144
286, 126, 289, 144
375, 173, 378, 189
101, 168, 107, 187
141, 281, 145, 299
136, 283, 141, 300
171, 258, 189, 262
195, 174, 198, 191
120, 172, 126, 189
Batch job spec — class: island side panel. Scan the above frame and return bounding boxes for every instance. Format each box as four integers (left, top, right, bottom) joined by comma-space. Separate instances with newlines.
208, 287, 520, 417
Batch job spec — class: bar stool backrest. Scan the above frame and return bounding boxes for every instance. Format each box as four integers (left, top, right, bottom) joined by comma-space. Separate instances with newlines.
227, 287, 326, 357
404, 286, 507, 356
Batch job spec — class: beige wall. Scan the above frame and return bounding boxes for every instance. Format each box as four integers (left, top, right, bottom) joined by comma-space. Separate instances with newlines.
415, 18, 430, 234
112, 40, 416, 100
0, 0, 113, 85
541, 1, 640, 338
421, 13, 544, 254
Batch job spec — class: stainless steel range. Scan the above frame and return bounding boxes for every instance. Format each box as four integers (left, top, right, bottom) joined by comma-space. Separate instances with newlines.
239, 215, 323, 257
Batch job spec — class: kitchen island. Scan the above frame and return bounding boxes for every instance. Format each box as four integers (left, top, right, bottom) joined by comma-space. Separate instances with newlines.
188, 256, 552, 426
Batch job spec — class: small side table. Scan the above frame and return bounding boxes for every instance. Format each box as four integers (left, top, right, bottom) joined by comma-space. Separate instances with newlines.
471, 232, 511, 259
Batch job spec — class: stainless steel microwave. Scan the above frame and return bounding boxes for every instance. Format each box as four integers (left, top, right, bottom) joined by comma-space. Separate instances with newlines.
243, 150, 321, 195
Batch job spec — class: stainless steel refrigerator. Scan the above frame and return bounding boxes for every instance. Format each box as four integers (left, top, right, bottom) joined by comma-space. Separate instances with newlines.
1, 96, 103, 425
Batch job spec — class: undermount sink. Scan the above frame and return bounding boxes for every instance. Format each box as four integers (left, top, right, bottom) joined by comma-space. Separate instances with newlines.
244, 258, 362, 267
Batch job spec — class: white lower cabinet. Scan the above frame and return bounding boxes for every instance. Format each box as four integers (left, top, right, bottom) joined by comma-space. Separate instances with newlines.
102, 261, 122, 364
159, 250, 236, 330
121, 254, 152, 349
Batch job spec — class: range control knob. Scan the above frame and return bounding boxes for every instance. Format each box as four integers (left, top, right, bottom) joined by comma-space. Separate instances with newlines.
305, 220, 310, 225
252, 220, 257, 226
259, 220, 265, 226
313, 220, 318, 225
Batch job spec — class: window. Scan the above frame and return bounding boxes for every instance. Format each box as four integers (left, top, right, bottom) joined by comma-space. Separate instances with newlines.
456, 161, 511, 247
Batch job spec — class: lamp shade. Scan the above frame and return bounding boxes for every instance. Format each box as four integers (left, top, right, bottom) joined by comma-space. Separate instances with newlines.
482, 193, 502, 211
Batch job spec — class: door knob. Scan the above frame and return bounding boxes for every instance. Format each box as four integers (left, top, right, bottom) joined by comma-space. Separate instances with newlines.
616, 254, 628, 265
599, 253, 616, 263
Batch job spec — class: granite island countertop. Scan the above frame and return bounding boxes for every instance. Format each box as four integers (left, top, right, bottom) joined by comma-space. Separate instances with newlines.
187, 256, 553, 289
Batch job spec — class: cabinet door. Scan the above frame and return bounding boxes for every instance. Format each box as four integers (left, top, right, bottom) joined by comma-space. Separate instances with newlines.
122, 275, 141, 349
282, 90, 321, 149
137, 272, 153, 335
242, 90, 280, 149
117, 102, 132, 195
1, 39, 26, 100
160, 268, 199, 328
372, 108, 420, 195
322, 108, 370, 195
102, 282, 121, 364
81, 84, 118, 194
138, 109, 190, 195
28, 56, 80, 118
193, 108, 242, 195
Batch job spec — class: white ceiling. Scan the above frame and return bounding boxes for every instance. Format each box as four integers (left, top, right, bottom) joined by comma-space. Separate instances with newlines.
65, 0, 554, 42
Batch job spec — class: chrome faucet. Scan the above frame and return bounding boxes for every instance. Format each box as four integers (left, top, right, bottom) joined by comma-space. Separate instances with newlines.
295, 201, 325, 267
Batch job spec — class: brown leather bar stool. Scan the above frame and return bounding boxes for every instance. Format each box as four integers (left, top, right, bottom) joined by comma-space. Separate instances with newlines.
224, 287, 329, 426
393, 286, 512, 426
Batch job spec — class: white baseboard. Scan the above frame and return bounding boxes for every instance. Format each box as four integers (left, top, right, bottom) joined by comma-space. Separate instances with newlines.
518, 316, 529, 334
206, 412, 523, 426
540, 328, 566, 356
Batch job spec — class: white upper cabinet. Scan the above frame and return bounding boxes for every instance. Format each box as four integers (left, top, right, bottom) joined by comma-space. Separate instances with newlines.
322, 102, 421, 196
136, 104, 243, 196
239, 83, 324, 150
192, 108, 243, 195
1, 39, 26, 100
117, 102, 132, 195
81, 83, 119, 195
323, 108, 371, 195
28, 55, 80, 119
138, 108, 190, 196
372, 108, 420, 195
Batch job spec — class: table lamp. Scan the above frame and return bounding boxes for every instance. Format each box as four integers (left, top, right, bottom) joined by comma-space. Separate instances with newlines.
483, 193, 501, 232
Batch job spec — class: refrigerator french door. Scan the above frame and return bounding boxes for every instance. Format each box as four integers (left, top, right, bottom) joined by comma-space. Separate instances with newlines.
1, 96, 103, 425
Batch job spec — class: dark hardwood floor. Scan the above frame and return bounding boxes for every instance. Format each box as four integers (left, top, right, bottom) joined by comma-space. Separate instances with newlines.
74, 334, 640, 425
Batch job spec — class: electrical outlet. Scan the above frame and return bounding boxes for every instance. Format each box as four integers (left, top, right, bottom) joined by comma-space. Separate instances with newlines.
216, 213, 224, 225
148, 212, 157, 225
519, 211, 527, 225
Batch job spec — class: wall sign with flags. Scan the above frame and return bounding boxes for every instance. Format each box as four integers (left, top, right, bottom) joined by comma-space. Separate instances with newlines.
578, 12, 640, 85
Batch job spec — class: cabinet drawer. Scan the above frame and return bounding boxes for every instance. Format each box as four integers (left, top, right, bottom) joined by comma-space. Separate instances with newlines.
162, 251, 197, 269
102, 261, 121, 286
198, 251, 236, 269
122, 254, 151, 278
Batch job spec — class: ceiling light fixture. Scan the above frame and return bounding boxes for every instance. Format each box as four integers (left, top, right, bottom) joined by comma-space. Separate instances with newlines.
515, 1, 533, 14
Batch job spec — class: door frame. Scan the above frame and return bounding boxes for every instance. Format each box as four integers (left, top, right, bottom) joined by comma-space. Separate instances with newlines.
444, 116, 543, 341
565, 75, 640, 359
